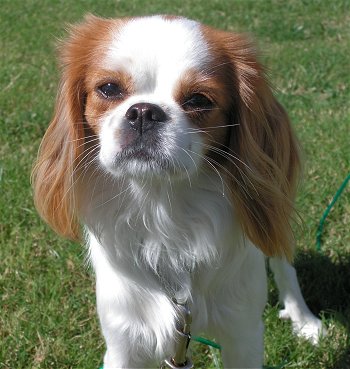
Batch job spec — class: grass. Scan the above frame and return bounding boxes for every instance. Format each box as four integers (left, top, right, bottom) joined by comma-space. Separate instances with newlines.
0, 0, 349, 368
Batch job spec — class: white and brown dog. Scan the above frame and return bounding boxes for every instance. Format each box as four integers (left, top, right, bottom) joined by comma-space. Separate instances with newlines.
33, 15, 325, 368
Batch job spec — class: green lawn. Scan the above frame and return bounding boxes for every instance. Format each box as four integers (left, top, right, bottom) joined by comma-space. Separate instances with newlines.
1, 0, 349, 368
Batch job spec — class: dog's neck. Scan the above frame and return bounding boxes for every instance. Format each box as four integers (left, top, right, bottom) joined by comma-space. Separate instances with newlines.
82, 167, 236, 300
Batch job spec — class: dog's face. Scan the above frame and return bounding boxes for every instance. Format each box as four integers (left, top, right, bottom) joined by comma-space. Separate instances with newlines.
80, 16, 233, 178
33, 14, 300, 259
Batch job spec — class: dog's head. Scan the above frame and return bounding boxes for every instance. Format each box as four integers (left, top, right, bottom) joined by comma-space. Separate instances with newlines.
33, 15, 300, 259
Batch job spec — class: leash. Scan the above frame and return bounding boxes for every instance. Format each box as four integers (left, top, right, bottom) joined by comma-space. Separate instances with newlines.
316, 173, 350, 251
160, 298, 194, 369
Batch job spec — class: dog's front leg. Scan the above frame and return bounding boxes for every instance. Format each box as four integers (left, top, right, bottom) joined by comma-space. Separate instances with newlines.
206, 248, 267, 369
95, 274, 176, 368
98, 299, 166, 369
269, 257, 326, 344
98, 305, 152, 369
212, 314, 264, 369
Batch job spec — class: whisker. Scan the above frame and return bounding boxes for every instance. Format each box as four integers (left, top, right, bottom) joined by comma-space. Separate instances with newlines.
111, 176, 131, 221
188, 133, 254, 175
185, 123, 240, 131
183, 147, 226, 197
56, 145, 100, 210
165, 172, 176, 215
96, 183, 133, 208
73, 145, 100, 179
69, 134, 98, 143
200, 143, 258, 197
175, 148, 193, 188
201, 141, 254, 173
74, 137, 100, 151
134, 182, 151, 226
203, 153, 253, 199
73, 143, 100, 168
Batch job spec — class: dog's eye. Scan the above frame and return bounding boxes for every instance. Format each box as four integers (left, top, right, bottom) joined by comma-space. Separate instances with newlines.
182, 93, 213, 111
97, 83, 123, 100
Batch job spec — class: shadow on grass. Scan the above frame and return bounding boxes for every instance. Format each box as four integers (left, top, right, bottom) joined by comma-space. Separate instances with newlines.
294, 250, 350, 369
331, 348, 350, 369
294, 250, 350, 317
268, 248, 350, 368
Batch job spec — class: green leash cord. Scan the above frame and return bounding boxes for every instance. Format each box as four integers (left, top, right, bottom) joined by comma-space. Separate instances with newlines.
316, 173, 350, 251
191, 335, 222, 350
190, 337, 287, 369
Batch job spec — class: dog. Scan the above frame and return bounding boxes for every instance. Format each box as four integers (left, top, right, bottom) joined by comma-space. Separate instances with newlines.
33, 15, 325, 368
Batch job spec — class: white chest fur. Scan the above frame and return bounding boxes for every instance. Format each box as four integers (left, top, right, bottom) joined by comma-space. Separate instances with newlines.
82, 171, 266, 365
85, 172, 239, 290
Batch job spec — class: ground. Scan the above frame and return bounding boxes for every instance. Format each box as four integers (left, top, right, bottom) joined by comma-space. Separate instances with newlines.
0, 0, 349, 368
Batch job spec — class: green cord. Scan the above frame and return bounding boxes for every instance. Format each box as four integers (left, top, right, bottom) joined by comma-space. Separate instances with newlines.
192, 334, 287, 369
316, 173, 350, 251
191, 335, 222, 350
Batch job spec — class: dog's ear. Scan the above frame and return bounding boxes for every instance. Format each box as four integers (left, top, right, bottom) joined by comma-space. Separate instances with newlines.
32, 66, 85, 241
220, 32, 301, 260
32, 15, 111, 240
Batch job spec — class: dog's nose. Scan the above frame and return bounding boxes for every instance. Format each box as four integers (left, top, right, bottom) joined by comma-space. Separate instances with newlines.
125, 103, 167, 134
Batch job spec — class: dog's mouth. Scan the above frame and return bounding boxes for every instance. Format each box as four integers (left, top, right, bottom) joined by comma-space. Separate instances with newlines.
110, 141, 175, 176
118, 146, 163, 164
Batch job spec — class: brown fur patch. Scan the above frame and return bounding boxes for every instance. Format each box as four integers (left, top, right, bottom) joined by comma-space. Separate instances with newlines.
201, 24, 301, 260
32, 15, 129, 240
173, 66, 234, 164
84, 69, 134, 134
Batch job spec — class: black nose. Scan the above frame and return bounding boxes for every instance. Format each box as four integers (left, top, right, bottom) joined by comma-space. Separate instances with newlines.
125, 103, 167, 134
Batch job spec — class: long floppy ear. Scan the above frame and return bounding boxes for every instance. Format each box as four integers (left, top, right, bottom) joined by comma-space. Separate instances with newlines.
32, 15, 110, 240
31, 71, 85, 240
223, 33, 301, 260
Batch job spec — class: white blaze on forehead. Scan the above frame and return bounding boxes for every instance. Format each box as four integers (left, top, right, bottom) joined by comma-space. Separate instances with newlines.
104, 16, 210, 96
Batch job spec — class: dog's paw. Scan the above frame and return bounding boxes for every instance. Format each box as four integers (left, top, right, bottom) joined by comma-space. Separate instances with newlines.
278, 307, 327, 344
291, 315, 327, 344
